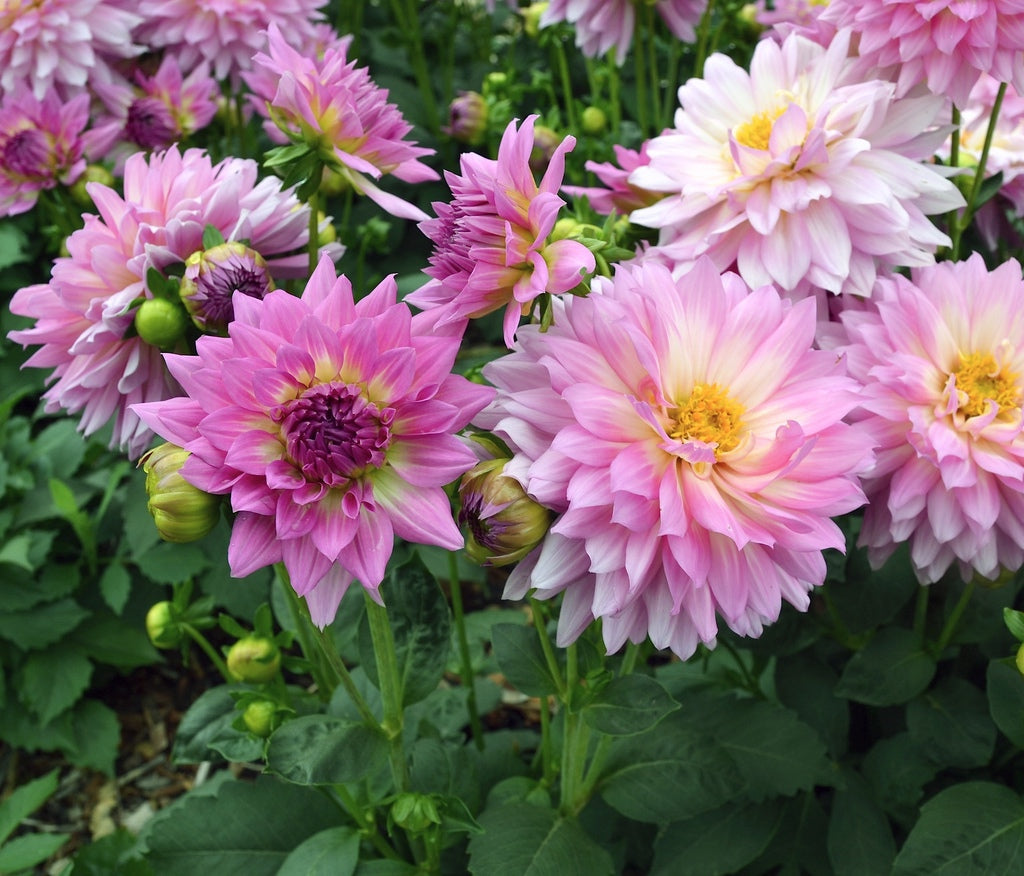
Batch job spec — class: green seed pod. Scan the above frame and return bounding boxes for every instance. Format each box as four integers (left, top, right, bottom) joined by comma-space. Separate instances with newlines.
227, 636, 282, 684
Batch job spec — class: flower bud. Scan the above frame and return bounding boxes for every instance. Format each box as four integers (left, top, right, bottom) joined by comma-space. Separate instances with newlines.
141, 443, 221, 543
227, 636, 282, 684
443, 91, 488, 146
242, 699, 280, 737
580, 106, 607, 135
179, 241, 273, 334
145, 600, 184, 648
529, 125, 561, 177
69, 164, 115, 207
520, 3, 548, 38
459, 457, 552, 566
134, 298, 188, 349
391, 793, 442, 833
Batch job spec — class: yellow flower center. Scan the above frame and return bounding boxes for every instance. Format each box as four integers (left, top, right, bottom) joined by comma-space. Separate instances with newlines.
669, 383, 745, 456
733, 107, 785, 151
951, 351, 1021, 418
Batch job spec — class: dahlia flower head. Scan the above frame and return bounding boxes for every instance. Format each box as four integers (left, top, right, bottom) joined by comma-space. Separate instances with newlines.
406, 115, 596, 348
475, 258, 872, 660
837, 254, 1024, 585
133, 256, 495, 626
0, 0, 143, 100
0, 87, 89, 217
563, 139, 666, 218
629, 31, 965, 298
245, 24, 437, 222
133, 0, 326, 83
541, 0, 708, 65
821, 0, 1024, 109
8, 146, 341, 459
754, 0, 837, 45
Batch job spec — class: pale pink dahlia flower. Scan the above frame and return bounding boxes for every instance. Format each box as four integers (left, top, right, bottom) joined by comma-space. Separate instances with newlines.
541, 0, 708, 65
406, 116, 596, 348
133, 0, 326, 83
754, 0, 837, 45
822, 0, 1024, 109
8, 147, 339, 458
244, 24, 437, 222
475, 259, 871, 659
132, 257, 495, 625
629, 32, 964, 298
0, 0, 142, 100
562, 140, 664, 217
838, 254, 1024, 584
0, 88, 89, 217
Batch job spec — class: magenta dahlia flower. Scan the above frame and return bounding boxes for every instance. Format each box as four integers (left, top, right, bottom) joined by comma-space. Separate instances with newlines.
133, 0, 326, 83
822, 0, 1024, 108
244, 23, 437, 222
541, 0, 707, 65
0, 0, 142, 100
132, 257, 495, 625
8, 146, 340, 458
475, 259, 871, 659
405, 116, 596, 348
838, 254, 1024, 584
629, 32, 965, 298
0, 88, 89, 217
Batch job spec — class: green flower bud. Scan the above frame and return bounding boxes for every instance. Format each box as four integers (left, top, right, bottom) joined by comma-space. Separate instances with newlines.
580, 106, 607, 135
459, 457, 552, 566
529, 125, 561, 177
145, 600, 184, 648
69, 164, 116, 207
484, 71, 508, 93
141, 443, 221, 543
520, 3, 548, 38
443, 91, 488, 146
242, 699, 280, 738
391, 793, 442, 833
227, 636, 282, 684
317, 210, 337, 247
134, 298, 188, 349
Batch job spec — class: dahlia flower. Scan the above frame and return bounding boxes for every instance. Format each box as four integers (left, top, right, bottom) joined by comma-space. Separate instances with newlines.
562, 140, 664, 217
475, 259, 871, 659
541, 0, 707, 65
8, 147, 340, 458
244, 24, 437, 222
133, 0, 326, 83
629, 32, 964, 297
405, 116, 596, 348
754, 0, 836, 45
837, 254, 1024, 584
822, 0, 1024, 108
0, 0, 142, 100
0, 88, 89, 217
132, 257, 495, 625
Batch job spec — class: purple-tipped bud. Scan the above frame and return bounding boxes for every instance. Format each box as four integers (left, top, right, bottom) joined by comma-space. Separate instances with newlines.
443, 91, 488, 146
126, 96, 179, 150
141, 443, 221, 543
179, 242, 273, 334
529, 124, 561, 176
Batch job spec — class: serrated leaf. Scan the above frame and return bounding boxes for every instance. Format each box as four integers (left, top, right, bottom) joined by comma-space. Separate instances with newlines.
0, 597, 89, 649
0, 831, 70, 872
69, 614, 161, 669
826, 770, 896, 876
98, 562, 131, 615
490, 623, 559, 698
68, 699, 121, 775
172, 686, 263, 765
134, 543, 210, 584
836, 627, 936, 706
277, 826, 360, 876
862, 733, 938, 826
906, 678, 995, 769
893, 782, 1024, 875
266, 715, 389, 785
582, 674, 679, 736
987, 659, 1024, 748
33, 420, 87, 480
0, 769, 59, 845
18, 645, 93, 724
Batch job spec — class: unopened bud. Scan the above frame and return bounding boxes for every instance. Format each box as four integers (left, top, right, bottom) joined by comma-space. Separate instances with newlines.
145, 600, 184, 648
69, 164, 116, 207
580, 106, 607, 135
134, 298, 188, 349
443, 91, 488, 146
227, 636, 282, 684
179, 242, 273, 334
141, 443, 221, 543
520, 3, 548, 38
242, 699, 280, 737
391, 793, 442, 833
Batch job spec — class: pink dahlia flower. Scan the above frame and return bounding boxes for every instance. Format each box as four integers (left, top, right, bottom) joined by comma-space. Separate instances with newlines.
244, 24, 437, 222
838, 254, 1024, 584
822, 0, 1024, 109
8, 146, 340, 458
0, 0, 142, 100
562, 140, 664, 217
406, 115, 596, 348
475, 259, 871, 659
754, 0, 837, 45
132, 257, 495, 625
0, 88, 89, 217
133, 0, 326, 83
629, 32, 964, 297
541, 0, 708, 65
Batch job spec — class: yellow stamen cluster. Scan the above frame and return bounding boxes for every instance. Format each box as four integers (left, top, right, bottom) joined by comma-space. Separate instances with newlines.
951, 351, 1021, 418
669, 383, 745, 456
733, 107, 785, 151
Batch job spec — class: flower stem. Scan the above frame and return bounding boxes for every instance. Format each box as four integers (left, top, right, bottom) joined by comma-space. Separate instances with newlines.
327, 784, 403, 861
693, 0, 716, 77
552, 38, 577, 131
390, 0, 441, 134
313, 624, 380, 727
277, 565, 332, 698
307, 186, 320, 276
447, 552, 485, 750
364, 593, 409, 792
529, 598, 567, 698
633, 31, 650, 136
932, 580, 977, 657
181, 623, 232, 684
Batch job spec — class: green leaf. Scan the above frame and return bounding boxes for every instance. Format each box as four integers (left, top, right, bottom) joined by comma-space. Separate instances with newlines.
832, 542, 918, 633
68, 699, 121, 775
835, 627, 936, 706
1003, 607, 1024, 643
650, 801, 783, 876
582, 674, 680, 737
61, 828, 153, 876
0, 769, 59, 845
0, 831, 70, 872
139, 775, 339, 876
490, 623, 559, 697
202, 225, 226, 249
353, 862, 419, 876
277, 826, 360, 876
987, 659, 1024, 748
906, 678, 995, 769
134, 543, 210, 585
49, 477, 96, 563
0, 563, 79, 612
468, 802, 614, 876
70, 614, 161, 670
18, 645, 93, 724
861, 733, 938, 826
358, 553, 452, 706
826, 770, 896, 876
266, 715, 389, 785
172, 686, 263, 765
0, 220, 29, 270
99, 562, 132, 615
0, 532, 36, 571
0, 597, 89, 650
774, 655, 849, 758
33, 420, 87, 481
893, 782, 1024, 875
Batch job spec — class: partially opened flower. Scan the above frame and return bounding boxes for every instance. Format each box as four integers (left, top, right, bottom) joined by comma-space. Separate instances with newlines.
754, 0, 836, 45
838, 254, 1024, 584
8, 146, 339, 458
562, 140, 664, 217
132, 257, 495, 625
406, 115, 595, 347
630, 32, 964, 297
245, 24, 437, 221
476, 259, 871, 659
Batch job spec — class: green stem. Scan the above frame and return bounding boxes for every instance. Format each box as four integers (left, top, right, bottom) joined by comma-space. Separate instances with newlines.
661, 36, 682, 129
329, 784, 403, 861
719, 637, 760, 693
364, 593, 409, 792
949, 105, 961, 173
607, 56, 622, 140
644, 4, 660, 136
313, 624, 380, 726
182, 623, 233, 683
692, 0, 716, 77
913, 584, 930, 646
448, 552, 484, 750
390, 0, 441, 134
932, 580, 977, 657
307, 187, 320, 276
633, 32, 650, 136
538, 694, 557, 787
277, 566, 333, 699
552, 38, 577, 131
530, 599, 567, 698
